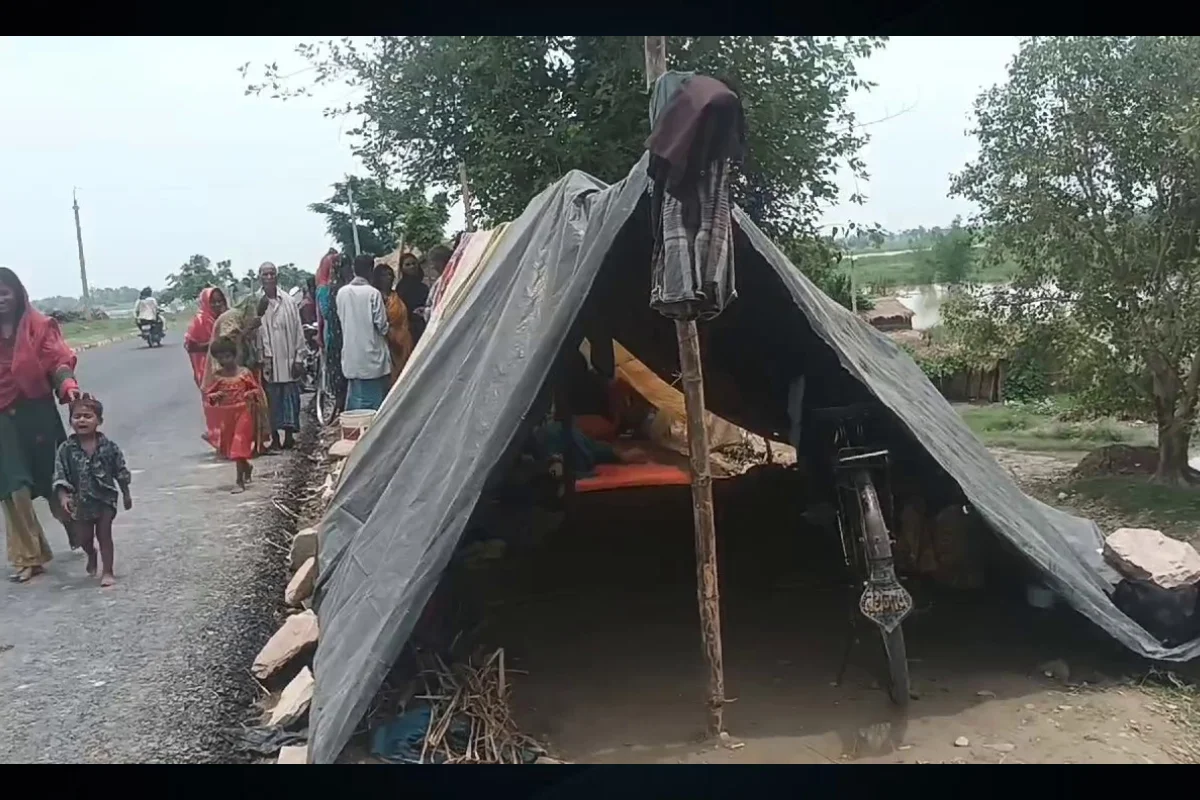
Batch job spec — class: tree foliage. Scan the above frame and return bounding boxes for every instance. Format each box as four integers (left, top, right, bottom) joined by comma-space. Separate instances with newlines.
950, 36, 1200, 483
308, 176, 450, 256
162, 255, 236, 305
917, 216, 976, 285
244, 36, 885, 246
783, 236, 873, 312
239, 263, 315, 295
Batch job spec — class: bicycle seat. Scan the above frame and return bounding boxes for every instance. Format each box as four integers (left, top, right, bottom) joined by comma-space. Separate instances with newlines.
810, 401, 879, 424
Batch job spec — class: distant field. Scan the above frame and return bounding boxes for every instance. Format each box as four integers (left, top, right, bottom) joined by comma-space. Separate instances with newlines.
839, 249, 1020, 291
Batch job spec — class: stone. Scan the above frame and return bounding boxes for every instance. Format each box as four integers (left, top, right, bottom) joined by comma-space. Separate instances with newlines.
954, 737, 970, 747
329, 439, 356, 460
535, 756, 567, 764
985, 743, 1015, 753
1038, 658, 1070, 683
278, 744, 308, 764
1103, 528, 1200, 590
252, 610, 319, 680
269, 667, 315, 728
285, 558, 317, 607
289, 528, 318, 571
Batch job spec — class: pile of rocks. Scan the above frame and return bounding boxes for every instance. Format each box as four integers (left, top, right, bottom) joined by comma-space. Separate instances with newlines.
255, 426, 358, 765
1104, 527, 1200, 646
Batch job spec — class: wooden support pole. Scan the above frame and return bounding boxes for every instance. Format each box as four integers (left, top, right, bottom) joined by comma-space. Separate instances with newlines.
676, 318, 726, 737
645, 34, 726, 738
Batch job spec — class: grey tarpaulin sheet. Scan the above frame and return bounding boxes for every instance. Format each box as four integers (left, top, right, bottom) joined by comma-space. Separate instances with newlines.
308, 157, 1199, 764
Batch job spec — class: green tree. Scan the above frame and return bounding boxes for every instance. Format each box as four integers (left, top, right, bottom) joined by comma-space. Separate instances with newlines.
951, 36, 1200, 484
785, 235, 873, 312
244, 36, 884, 243
308, 176, 449, 256
239, 263, 314, 294
917, 217, 975, 285
164, 255, 220, 305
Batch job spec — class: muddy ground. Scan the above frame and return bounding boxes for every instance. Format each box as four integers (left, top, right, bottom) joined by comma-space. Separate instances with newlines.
439, 465, 1200, 765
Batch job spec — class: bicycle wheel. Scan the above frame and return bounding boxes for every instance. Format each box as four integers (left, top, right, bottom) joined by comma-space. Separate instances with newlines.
882, 625, 911, 706
315, 351, 336, 427
854, 473, 912, 707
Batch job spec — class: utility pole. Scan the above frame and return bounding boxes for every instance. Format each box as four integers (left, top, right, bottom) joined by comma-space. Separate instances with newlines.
644, 34, 727, 739
459, 161, 475, 232
850, 254, 858, 313
346, 177, 362, 257
72, 188, 91, 311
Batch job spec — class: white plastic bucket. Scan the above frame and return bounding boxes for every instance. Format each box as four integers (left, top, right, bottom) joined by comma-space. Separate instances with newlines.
339, 410, 377, 443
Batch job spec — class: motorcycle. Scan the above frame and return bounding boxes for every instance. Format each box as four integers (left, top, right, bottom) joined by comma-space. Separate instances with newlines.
137, 314, 165, 348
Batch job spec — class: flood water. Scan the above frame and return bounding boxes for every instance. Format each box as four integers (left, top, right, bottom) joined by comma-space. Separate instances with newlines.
894, 285, 949, 331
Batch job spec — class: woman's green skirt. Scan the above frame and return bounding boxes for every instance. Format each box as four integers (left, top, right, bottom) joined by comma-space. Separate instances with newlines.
0, 396, 67, 502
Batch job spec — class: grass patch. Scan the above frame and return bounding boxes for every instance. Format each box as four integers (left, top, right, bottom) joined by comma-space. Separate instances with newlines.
843, 249, 1020, 291
959, 402, 1150, 452
1069, 476, 1200, 526
61, 314, 184, 347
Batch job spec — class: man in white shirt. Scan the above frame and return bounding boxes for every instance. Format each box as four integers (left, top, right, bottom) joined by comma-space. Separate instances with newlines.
134, 287, 160, 327
135, 286, 163, 343
336, 254, 391, 411
258, 262, 306, 450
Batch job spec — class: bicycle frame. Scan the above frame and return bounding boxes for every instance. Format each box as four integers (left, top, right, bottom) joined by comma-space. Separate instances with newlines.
815, 405, 912, 635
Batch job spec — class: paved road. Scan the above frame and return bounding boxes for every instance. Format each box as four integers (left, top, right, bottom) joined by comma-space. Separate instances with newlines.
0, 335, 286, 763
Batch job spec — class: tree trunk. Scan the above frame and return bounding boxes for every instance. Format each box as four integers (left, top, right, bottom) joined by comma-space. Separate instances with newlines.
1154, 417, 1193, 485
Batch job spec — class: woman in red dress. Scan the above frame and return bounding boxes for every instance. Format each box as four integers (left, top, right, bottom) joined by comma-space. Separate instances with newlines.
203, 336, 267, 493
183, 287, 228, 389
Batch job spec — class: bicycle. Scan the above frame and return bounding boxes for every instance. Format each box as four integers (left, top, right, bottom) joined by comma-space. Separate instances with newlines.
810, 401, 913, 707
315, 347, 340, 427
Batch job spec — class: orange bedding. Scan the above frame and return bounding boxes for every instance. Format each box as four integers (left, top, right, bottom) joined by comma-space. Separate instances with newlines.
575, 462, 692, 493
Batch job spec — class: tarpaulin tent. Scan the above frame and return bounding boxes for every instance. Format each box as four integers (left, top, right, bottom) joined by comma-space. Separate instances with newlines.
308, 154, 1200, 764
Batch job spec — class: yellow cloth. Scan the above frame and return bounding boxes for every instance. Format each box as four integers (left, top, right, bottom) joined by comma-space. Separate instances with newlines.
4, 487, 53, 569
384, 293, 414, 387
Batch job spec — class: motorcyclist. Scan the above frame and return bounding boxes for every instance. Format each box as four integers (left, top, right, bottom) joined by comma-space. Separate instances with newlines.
134, 287, 162, 336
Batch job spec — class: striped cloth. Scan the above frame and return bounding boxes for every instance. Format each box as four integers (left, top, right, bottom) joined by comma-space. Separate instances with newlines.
650, 159, 736, 321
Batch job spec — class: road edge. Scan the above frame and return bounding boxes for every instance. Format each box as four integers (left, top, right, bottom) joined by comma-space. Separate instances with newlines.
187, 411, 324, 763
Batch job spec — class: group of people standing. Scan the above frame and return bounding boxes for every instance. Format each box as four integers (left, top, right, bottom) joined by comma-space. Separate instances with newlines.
182, 246, 452, 490
0, 245, 453, 582
316, 246, 451, 413
183, 262, 308, 492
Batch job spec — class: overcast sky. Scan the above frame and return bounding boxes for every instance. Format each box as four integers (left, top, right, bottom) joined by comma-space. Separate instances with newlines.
0, 36, 1020, 301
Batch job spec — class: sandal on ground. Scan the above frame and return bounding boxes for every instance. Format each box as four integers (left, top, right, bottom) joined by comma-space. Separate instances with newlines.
9, 566, 43, 583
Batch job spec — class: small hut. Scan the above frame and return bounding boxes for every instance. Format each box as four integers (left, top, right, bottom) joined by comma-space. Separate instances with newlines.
860, 297, 915, 332
888, 328, 1007, 403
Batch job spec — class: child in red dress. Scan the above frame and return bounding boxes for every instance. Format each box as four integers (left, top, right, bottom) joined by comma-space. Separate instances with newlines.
204, 336, 267, 493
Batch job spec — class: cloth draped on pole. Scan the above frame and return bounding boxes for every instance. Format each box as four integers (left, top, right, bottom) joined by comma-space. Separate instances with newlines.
646, 72, 746, 321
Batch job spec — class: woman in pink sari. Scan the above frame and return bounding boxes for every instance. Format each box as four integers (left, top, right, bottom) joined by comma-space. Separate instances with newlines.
184, 288, 227, 387
184, 288, 228, 438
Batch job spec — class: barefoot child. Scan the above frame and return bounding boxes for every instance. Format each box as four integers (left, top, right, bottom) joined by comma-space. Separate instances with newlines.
204, 336, 267, 493
52, 394, 131, 587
